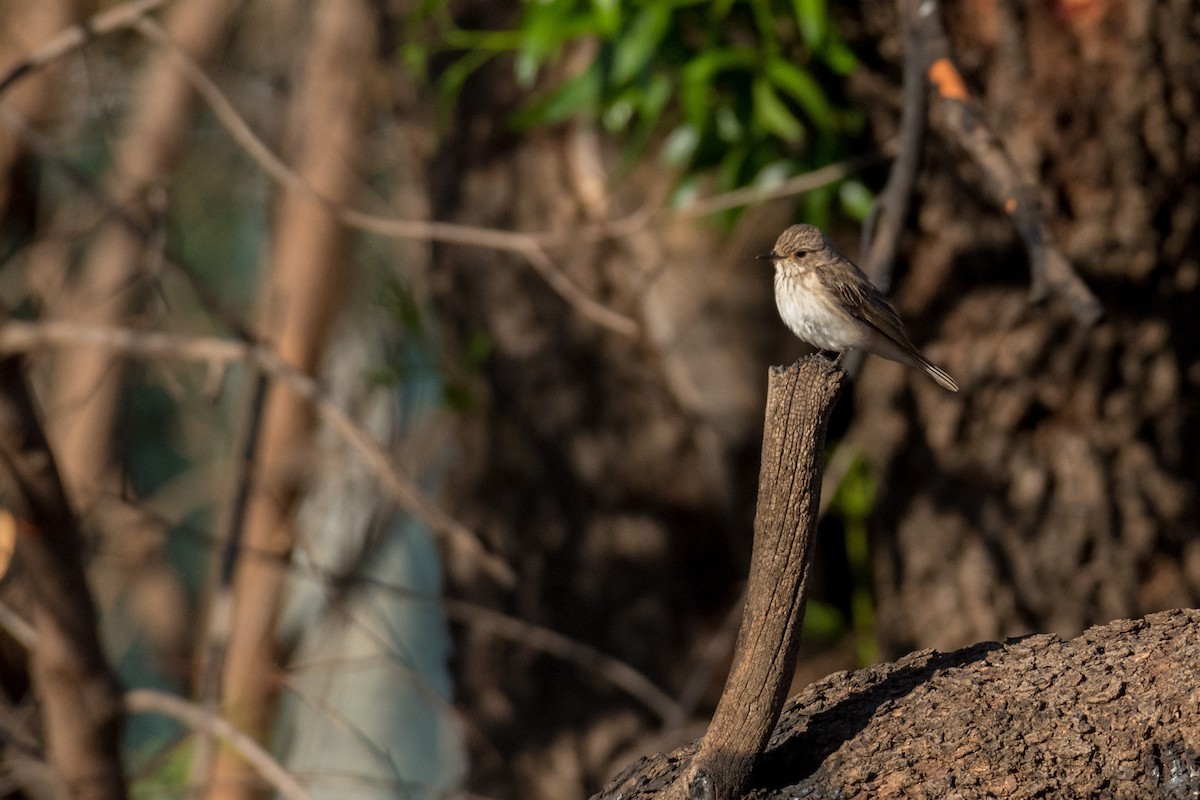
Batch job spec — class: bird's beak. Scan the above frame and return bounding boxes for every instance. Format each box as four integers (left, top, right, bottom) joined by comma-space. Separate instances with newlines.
756, 251, 779, 261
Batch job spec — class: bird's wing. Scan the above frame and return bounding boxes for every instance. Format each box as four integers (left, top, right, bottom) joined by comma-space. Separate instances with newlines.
833, 279, 912, 351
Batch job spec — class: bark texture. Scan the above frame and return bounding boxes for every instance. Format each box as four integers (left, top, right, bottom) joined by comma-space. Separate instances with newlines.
680, 358, 844, 800
596, 608, 1200, 799
841, 0, 1200, 654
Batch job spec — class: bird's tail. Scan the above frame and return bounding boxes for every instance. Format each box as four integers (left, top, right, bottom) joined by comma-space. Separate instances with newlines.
920, 360, 959, 392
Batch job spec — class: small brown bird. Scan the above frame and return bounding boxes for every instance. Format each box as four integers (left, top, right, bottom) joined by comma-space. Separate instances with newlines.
759, 224, 959, 392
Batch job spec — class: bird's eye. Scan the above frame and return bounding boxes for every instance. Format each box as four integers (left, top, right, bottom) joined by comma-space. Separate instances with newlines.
794, 249, 807, 258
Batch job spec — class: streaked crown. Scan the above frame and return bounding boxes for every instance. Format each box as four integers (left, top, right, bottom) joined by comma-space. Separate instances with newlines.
771, 224, 827, 258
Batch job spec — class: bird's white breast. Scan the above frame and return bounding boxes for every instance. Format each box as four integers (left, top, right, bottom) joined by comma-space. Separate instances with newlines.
773, 269, 865, 351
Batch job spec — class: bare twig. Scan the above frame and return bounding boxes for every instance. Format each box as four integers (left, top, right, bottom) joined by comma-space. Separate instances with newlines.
0, 320, 515, 586
125, 690, 313, 800
910, 0, 1102, 324
132, 17, 639, 338
566, 151, 890, 247
0, 606, 310, 800
860, 0, 929, 290
0, 0, 170, 96
442, 598, 683, 725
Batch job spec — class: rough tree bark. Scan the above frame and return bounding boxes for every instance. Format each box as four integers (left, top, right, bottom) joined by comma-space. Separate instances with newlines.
844, 0, 1200, 655
676, 358, 844, 800
0, 355, 126, 800
596, 608, 1200, 799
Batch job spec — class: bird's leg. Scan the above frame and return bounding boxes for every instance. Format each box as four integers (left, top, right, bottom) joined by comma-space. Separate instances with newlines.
833, 349, 848, 366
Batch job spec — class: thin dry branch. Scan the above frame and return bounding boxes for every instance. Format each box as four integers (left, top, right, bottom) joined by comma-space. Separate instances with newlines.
0, 0, 170, 96
442, 598, 682, 725
131, 17, 639, 338
911, 0, 1102, 324
860, 0, 929, 289
0, 604, 310, 800
0, 319, 515, 586
125, 690, 312, 800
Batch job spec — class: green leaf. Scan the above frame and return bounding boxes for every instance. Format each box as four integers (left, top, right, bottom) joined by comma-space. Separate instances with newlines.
711, 0, 738, 20
834, 456, 876, 521
822, 39, 858, 75
765, 57, 835, 130
611, 4, 672, 84
790, 0, 828, 46
747, 0, 780, 54
591, 0, 621, 37
752, 77, 804, 142
714, 104, 743, 143
681, 48, 756, 129
716, 145, 749, 192
513, 61, 603, 126
838, 179, 874, 221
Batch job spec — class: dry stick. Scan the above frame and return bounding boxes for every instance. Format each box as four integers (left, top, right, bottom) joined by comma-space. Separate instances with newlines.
913, 0, 1102, 325
190, 371, 269, 795
0, 604, 312, 800
131, 17, 638, 339
440, 599, 682, 724
0, 355, 127, 800
0, 0, 170, 96
677, 357, 846, 800
0, 320, 515, 586
860, 0, 929, 289
125, 690, 312, 800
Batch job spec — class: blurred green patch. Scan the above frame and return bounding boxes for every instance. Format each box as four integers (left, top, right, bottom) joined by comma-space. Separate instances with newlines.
831, 451, 879, 666
409, 0, 865, 220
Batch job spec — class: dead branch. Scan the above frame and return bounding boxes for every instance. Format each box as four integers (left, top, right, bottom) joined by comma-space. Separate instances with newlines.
125, 690, 312, 800
909, 0, 1102, 324
0, 355, 126, 800
0, 319, 515, 586
0, 0, 170, 97
131, 16, 639, 339
860, 0, 928, 290
672, 357, 846, 800
597, 608, 1200, 799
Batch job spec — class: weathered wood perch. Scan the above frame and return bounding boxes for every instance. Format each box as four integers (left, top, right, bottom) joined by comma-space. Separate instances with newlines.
668, 356, 846, 799
595, 356, 1200, 798
598, 606, 1200, 798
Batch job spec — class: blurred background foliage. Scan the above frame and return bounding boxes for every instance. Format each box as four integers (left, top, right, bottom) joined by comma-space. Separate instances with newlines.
410, 0, 871, 225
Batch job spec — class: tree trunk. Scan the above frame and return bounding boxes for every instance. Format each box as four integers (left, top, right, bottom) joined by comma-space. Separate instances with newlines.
596, 608, 1200, 799
0, 356, 126, 800
842, 0, 1200, 654
45, 0, 238, 506
205, 1, 376, 797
